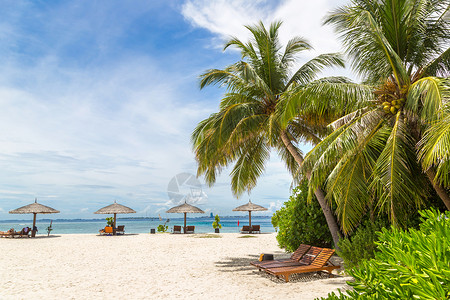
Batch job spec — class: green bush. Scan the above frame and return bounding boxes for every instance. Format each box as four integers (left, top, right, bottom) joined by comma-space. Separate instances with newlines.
337, 219, 387, 269
157, 224, 168, 232
212, 214, 222, 229
272, 180, 332, 251
319, 209, 450, 299
106, 217, 114, 227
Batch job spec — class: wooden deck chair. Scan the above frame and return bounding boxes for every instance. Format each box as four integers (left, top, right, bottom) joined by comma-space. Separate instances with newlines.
240, 225, 251, 233
173, 225, 182, 234
99, 226, 113, 235
18, 227, 31, 238
185, 226, 195, 234
265, 248, 340, 282
252, 246, 322, 270
251, 225, 261, 233
250, 244, 311, 269
0, 229, 16, 238
116, 225, 125, 235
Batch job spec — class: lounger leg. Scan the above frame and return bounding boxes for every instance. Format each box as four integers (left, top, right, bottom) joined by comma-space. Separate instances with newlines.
285, 275, 289, 283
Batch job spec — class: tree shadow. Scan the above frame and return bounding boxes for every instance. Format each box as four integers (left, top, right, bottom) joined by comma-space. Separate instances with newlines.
215, 253, 346, 284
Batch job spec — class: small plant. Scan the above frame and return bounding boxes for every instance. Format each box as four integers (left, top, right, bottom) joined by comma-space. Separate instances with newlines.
106, 217, 114, 227
46, 221, 53, 237
157, 224, 168, 232
212, 214, 222, 229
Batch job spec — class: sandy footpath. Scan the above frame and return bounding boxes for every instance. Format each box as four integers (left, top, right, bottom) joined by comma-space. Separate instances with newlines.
0, 233, 350, 299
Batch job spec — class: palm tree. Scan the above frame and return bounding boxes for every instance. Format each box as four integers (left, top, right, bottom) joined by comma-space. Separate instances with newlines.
191, 21, 356, 247
294, 0, 450, 233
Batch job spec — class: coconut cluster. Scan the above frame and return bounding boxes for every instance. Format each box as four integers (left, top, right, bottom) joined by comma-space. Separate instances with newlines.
382, 97, 405, 114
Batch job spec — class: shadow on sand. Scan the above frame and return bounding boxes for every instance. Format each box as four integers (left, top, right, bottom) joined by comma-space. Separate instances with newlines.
215, 253, 347, 284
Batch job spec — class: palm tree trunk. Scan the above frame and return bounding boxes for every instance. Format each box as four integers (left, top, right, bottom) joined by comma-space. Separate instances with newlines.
425, 169, 450, 210
281, 130, 342, 249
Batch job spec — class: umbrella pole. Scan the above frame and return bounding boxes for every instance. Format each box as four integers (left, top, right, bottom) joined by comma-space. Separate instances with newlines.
114, 213, 117, 235
249, 211, 252, 233
32, 213, 37, 237
184, 212, 187, 234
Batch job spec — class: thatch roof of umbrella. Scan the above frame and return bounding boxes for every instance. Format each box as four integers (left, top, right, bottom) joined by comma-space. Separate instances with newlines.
94, 201, 136, 235
9, 198, 60, 237
232, 200, 267, 228
232, 200, 268, 212
166, 201, 204, 233
166, 202, 205, 214
94, 201, 136, 215
9, 199, 60, 214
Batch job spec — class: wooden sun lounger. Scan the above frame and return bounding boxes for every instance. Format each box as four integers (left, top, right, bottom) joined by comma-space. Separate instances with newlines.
116, 225, 125, 235
252, 246, 323, 270
251, 225, 261, 233
265, 248, 340, 282
184, 226, 195, 234
173, 225, 182, 234
99, 226, 113, 235
250, 244, 311, 269
240, 225, 251, 233
0, 229, 16, 238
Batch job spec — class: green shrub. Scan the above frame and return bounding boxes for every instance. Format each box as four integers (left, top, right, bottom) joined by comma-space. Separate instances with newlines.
272, 180, 332, 251
337, 219, 387, 269
106, 217, 114, 227
157, 224, 168, 232
212, 214, 222, 229
319, 209, 450, 299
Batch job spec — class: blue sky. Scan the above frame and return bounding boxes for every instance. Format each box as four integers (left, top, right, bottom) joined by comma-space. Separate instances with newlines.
0, 0, 352, 220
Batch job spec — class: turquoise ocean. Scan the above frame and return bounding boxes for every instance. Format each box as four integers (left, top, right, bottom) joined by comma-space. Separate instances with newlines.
0, 216, 275, 234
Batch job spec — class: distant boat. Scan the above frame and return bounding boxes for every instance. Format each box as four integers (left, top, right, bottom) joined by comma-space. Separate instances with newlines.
210, 212, 214, 218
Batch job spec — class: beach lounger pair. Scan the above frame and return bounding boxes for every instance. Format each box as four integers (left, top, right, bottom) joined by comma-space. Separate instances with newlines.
99, 225, 125, 235
0, 227, 31, 238
240, 225, 260, 233
250, 244, 340, 282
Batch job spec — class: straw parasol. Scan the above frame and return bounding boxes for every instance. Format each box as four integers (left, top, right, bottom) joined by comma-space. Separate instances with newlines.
166, 201, 204, 233
232, 199, 267, 228
9, 198, 60, 237
94, 201, 136, 234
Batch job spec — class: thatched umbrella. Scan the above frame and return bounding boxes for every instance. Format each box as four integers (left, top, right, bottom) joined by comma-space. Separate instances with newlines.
232, 200, 267, 228
94, 201, 136, 235
9, 198, 60, 237
166, 201, 204, 233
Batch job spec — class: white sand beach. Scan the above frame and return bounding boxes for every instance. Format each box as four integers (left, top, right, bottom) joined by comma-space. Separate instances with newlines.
0, 233, 350, 299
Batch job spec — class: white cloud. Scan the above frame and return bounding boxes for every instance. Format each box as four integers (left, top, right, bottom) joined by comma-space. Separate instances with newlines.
181, 0, 356, 78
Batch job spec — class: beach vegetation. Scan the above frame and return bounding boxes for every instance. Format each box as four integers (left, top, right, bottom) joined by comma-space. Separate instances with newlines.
192, 20, 364, 248
319, 209, 450, 300
336, 218, 387, 269
238, 235, 257, 238
298, 0, 450, 234
212, 214, 222, 229
157, 224, 168, 233
105, 217, 114, 227
272, 180, 332, 251
196, 234, 222, 238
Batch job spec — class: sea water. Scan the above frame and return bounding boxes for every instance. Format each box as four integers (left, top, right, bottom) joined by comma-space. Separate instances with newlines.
0, 216, 275, 234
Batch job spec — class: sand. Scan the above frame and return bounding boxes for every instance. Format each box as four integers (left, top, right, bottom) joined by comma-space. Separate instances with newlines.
0, 233, 351, 299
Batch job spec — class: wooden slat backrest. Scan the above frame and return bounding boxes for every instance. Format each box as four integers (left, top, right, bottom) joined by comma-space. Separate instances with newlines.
311, 248, 335, 267
298, 246, 322, 265
290, 244, 311, 261
251, 225, 260, 231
